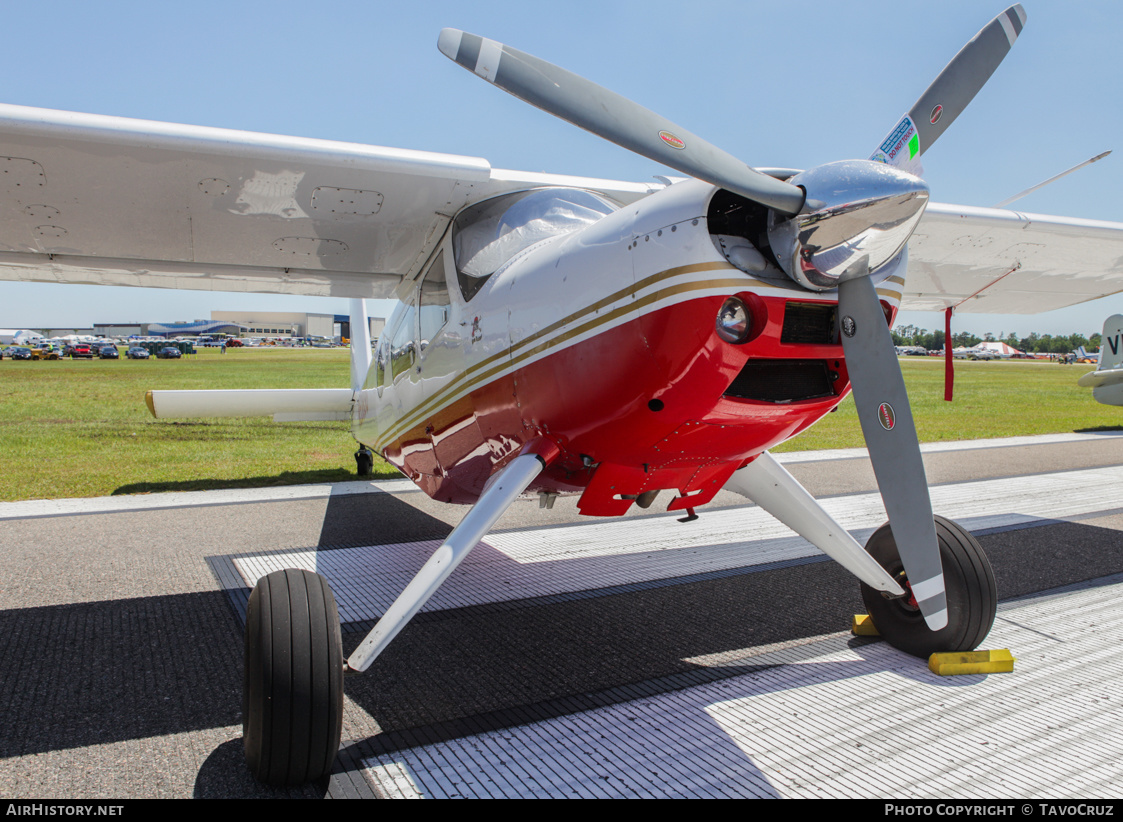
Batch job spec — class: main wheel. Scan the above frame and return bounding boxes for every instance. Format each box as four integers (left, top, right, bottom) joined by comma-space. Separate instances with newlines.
860, 516, 997, 658
244, 569, 344, 786
355, 446, 374, 477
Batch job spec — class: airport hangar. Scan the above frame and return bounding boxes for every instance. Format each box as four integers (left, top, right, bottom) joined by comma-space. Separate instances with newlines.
41, 310, 386, 340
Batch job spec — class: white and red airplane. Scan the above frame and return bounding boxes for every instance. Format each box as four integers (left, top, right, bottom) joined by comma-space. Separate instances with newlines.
2, 5, 1123, 786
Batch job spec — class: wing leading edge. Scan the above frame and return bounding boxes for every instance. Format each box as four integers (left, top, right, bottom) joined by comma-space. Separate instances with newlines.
0, 103, 1118, 311
0, 104, 658, 299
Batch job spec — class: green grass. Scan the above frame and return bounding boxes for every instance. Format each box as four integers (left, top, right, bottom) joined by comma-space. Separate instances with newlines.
0, 351, 1116, 502
0, 347, 399, 502
773, 357, 1121, 452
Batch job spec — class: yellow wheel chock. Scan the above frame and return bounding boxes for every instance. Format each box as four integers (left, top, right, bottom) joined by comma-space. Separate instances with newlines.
852, 615, 1015, 674
851, 614, 880, 636
927, 649, 1015, 676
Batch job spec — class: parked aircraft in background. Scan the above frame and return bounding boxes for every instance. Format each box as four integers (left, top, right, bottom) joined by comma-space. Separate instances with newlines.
1073, 345, 1099, 364
1, 5, 1123, 786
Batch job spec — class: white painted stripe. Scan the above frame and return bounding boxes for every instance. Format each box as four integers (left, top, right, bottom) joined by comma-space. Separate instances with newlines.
228, 464, 1123, 622
774, 429, 1123, 464
475, 38, 503, 82
908, 573, 945, 602
0, 477, 417, 520
921, 606, 947, 627
362, 579, 1123, 798
4, 430, 1121, 520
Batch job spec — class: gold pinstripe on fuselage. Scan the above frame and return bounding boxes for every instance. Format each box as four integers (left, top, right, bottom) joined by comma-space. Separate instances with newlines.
366, 262, 905, 450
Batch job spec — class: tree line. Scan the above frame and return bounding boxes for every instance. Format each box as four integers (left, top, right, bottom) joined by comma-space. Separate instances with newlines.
891, 324, 1099, 354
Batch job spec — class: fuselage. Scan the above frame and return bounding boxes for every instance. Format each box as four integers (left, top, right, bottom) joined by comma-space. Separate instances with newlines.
352, 179, 905, 514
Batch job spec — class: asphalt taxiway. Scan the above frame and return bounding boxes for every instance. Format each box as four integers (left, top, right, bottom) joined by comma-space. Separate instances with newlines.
2, 431, 1122, 798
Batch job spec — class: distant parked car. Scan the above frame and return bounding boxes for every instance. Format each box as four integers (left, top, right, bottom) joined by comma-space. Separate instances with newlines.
68, 344, 95, 359
157, 346, 182, 359
126, 346, 150, 359
99, 345, 119, 359
7, 346, 32, 360
31, 345, 61, 360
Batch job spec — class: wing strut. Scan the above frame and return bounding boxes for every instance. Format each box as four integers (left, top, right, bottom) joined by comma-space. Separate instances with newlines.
945, 307, 955, 402
724, 452, 905, 596
347, 443, 557, 673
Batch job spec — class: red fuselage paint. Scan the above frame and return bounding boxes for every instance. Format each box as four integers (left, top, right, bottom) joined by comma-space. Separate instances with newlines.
379, 293, 862, 511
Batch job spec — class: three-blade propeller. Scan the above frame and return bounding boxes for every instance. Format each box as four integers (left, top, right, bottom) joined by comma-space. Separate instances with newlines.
439, 6, 1026, 631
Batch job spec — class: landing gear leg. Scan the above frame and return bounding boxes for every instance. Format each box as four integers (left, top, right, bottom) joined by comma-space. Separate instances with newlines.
244, 569, 344, 786
347, 448, 552, 673
860, 516, 997, 658
355, 444, 374, 476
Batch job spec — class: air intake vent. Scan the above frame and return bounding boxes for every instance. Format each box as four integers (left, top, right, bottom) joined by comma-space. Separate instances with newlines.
781, 302, 838, 345
725, 359, 835, 403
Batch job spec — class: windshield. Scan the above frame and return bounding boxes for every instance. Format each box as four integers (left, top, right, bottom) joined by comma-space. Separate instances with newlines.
453, 188, 617, 283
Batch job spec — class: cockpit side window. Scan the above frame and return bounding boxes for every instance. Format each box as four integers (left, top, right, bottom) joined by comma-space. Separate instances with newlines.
386, 296, 417, 382
452, 188, 617, 301
418, 250, 451, 351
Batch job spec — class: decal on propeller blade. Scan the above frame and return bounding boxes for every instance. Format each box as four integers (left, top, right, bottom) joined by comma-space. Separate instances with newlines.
659, 131, 686, 150
871, 115, 919, 168
877, 402, 896, 430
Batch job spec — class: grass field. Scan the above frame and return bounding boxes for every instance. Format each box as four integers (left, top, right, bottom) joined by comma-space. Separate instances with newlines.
772, 356, 1122, 451
0, 347, 395, 502
0, 349, 1118, 502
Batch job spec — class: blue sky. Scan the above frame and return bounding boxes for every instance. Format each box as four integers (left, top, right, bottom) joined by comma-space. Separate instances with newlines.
1, 0, 1119, 338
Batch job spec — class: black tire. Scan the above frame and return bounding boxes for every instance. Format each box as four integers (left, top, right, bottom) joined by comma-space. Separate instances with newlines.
860, 515, 997, 658
244, 569, 344, 786
355, 446, 374, 477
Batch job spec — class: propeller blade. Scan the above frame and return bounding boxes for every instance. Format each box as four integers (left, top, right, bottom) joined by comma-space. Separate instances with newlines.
438, 28, 805, 216
870, 4, 1027, 173
837, 272, 947, 630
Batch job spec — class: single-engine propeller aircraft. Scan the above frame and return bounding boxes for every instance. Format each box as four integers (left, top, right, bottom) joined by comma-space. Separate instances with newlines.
2, 5, 1123, 786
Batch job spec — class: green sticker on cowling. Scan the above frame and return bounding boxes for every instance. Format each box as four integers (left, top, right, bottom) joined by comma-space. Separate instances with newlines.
908, 132, 920, 159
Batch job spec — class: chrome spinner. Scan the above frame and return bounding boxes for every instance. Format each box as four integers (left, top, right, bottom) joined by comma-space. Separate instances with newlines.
767, 160, 929, 291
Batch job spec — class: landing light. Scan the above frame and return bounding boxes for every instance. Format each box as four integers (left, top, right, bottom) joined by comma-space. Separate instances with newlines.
716, 297, 751, 344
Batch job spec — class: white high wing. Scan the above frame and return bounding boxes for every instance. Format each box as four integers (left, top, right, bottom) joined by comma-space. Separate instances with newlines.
0, 105, 1120, 311
2, 5, 1122, 788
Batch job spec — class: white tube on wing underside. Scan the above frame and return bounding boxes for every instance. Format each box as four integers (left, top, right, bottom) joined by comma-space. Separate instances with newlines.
146, 388, 354, 421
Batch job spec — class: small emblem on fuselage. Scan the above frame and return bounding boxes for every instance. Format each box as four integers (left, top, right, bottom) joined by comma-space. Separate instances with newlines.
841, 316, 856, 337
471, 315, 482, 343
930, 105, 943, 124
659, 131, 686, 150
878, 402, 896, 430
